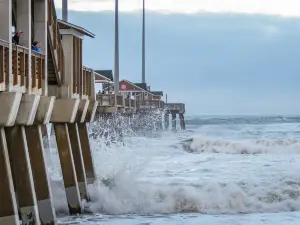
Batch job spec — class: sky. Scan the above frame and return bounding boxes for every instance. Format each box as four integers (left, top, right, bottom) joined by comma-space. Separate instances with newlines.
55, 1, 300, 115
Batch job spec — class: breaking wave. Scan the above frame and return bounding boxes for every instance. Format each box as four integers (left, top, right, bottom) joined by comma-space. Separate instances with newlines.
181, 137, 300, 154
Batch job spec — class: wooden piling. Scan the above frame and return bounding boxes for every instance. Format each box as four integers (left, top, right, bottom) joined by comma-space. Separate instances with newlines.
0, 128, 19, 225
67, 123, 89, 201
53, 123, 82, 215
25, 125, 57, 225
5, 126, 41, 225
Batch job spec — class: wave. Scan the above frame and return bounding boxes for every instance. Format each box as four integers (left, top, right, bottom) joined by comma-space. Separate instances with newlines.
180, 137, 300, 154
50, 176, 300, 215
185, 116, 300, 126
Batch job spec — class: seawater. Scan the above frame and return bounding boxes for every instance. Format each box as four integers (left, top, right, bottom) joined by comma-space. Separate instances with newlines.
47, 115, 300, 225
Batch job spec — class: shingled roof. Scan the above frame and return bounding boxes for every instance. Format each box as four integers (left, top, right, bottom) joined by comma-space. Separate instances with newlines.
151, 91, 163, 96
95, 70, 113, 81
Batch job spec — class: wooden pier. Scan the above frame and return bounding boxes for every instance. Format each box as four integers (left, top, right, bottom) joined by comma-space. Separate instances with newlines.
0, 1, 186, 224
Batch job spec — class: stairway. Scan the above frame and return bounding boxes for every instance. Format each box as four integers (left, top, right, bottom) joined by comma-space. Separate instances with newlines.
47, 0, 64, 86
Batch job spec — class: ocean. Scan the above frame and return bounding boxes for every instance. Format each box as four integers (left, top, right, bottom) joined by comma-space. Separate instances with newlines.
47, 115, 300, 225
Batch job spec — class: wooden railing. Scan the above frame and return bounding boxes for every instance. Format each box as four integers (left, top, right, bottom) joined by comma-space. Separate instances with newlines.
165, 103, 185, 113
48, 0, 64, 84
31, 51, 45, 93
137, 100, 162, 109
80, 66, 93, 98
0, 40, 9, 91
0, 40, 44, 93
96, 94, 114, 106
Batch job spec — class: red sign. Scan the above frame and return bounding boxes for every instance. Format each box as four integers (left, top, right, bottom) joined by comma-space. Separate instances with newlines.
121, 83, 127, 90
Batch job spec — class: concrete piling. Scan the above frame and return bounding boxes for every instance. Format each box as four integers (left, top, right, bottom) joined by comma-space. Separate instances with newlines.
0, 128, 19, 225
67, 123, 89, 201
25, 125, 57, 225
53, 124, 82, 215
77, 123, 96, 185
171, 111, 176, 130
179, 113, 185, 130
5, 126, 41, 225
164, 112, 169, 130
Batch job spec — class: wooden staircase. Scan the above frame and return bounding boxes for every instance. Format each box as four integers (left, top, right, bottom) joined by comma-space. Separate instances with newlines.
47, 0, 64, 86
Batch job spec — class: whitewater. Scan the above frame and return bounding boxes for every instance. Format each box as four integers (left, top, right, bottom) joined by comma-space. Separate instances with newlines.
46, 115, 300, 224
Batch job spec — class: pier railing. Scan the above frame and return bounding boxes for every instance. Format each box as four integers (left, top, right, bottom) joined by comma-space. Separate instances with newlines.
48, 0, 64, 85
116, 95, 124, 107
165, 103, 185, 113
96, 94, 114, 106
80, 66, 93, 99
125, 98, 130, 108
0, 39, 9, 91
31, 51, 45, 94
0, 40, 44, 93
137, 100, 162, 109
131, 99, 136, 108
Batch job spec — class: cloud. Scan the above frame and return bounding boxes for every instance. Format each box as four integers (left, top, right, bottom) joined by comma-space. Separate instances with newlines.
55, 0, 300, 17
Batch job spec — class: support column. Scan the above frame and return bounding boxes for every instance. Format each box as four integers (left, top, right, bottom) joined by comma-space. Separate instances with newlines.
77, 123, 96, 185
33, 0, 47, 95
17, 0, 32, 93
67, 123, 89, 201
0, 0, 13, 91
179, 113, 185, 130
25, 125, 57, 225
5, 126, 40, 225
164, 111, 169, 130
53, 123, 82, 215
171, 111, 176, 131
0, 128, 19, 225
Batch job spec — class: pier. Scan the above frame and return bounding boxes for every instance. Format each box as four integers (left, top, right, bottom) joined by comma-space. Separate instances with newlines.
0, 0, 186, 224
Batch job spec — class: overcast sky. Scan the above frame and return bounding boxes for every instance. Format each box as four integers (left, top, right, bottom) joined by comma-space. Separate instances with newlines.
55, 1, 300, 115
55, 0, 300, 17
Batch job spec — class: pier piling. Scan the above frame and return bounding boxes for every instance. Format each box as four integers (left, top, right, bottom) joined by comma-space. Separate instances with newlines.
53, 124, 82, 215
5, 126, 41, 225
68, 123, 89, 201
171, 111, 176, 130
179, 113, 185, 130
0, 128, 19, 225
164, 112, 169, 130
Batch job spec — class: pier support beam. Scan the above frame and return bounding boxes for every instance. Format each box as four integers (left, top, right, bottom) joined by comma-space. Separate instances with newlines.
5, 126, 40, 225
179, 113, 185, 130
164, 112, 169, 130
67, 123, 89, 201
171, 111, 176, 130
54, 123, 82, 215
0, 128, 19, 225
77, 123, 96, 185
25, 125, 57, 225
